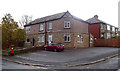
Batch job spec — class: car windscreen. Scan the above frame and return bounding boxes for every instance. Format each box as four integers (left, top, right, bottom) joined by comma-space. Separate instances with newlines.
56, 44, 63, 46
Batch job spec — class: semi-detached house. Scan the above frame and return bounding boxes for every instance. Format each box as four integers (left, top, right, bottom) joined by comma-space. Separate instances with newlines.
87, 15, 119, 39
24, 11, 93, 48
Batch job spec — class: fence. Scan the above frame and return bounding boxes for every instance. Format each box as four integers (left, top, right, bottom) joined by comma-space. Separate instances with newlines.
94, 38, 120, 47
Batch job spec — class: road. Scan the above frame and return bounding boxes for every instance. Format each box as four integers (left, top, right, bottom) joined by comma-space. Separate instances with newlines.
2, 47, 120, 70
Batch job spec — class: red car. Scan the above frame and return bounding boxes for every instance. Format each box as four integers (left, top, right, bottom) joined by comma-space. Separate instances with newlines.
44, 43, 64, 52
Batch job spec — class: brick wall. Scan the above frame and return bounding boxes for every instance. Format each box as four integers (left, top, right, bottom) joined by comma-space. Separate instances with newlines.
94, 38, 120, 47
89, 24, 100, 39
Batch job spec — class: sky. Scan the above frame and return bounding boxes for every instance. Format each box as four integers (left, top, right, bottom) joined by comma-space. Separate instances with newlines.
0, 0, 119, 29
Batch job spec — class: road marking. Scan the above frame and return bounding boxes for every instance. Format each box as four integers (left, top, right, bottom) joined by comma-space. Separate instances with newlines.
31, 53, 47, 56
36, 67, 48, 69
16, 56, 32, 60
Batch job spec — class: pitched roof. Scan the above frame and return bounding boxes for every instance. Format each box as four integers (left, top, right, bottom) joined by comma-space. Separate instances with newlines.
24, 11, 87, 26
30, 12, 66, 25
86, 15, 106, 24
86, 15, 118, 28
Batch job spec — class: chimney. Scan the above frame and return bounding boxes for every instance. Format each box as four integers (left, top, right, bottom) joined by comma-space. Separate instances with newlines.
94, 15, 98, 19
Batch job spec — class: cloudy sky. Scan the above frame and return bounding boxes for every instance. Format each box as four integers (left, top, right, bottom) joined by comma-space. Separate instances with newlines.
0, 0, 119, 28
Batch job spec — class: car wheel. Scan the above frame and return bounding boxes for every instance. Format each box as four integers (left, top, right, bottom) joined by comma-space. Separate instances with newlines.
54, 48, 57, 52
44, 48, 47, 51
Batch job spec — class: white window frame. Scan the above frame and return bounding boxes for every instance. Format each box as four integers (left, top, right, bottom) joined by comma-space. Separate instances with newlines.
40, 24, 43, 31
48, 34, 52, 42
77, 35, 83, 43
64, 21, 70, 28
90, 37, 93, 43
48, 23, 52, 30
64, 34, 70, 42
38, 35, 44, 42
101, 24, 103, 29
107, 33, 111, 39
26, 26, 30, 33
112, 27, 115, 32
107, 25, 110, 30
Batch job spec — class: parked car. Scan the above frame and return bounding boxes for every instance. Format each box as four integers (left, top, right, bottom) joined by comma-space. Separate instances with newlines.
44, 43, 64, 52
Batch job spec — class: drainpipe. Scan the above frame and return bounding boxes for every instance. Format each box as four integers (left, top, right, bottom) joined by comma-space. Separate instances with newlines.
88, 23, 90, 47
44, 19, 47, 45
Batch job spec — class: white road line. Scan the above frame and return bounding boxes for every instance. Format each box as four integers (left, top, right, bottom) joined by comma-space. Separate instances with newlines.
31, 53, 47, 56
36, 67, 48, 69
16, 56, 32, 60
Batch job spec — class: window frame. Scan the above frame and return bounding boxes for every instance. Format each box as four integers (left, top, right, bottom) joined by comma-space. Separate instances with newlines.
40, 24, 43, 31
90, 37, 93, 43
107, 33, 111, 39
77, 35, 83, 43
48, 34, 52, 42
64, 34, 71, 42
26, 26, 30, 33
48, 23, 52, 30
107, 25, 110, 30
38, 35, 44, 42
64, 21, 70, 28
112, 27, 115, 32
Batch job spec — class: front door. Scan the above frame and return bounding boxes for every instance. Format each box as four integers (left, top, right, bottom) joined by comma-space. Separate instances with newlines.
32, 38, 35, 46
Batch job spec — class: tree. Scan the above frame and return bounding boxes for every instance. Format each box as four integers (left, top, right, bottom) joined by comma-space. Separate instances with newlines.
2, 14, 19, 49
19, 15, 32, 28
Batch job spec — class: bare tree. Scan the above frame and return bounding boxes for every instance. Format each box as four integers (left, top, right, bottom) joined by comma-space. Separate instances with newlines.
19, 15, 32, 28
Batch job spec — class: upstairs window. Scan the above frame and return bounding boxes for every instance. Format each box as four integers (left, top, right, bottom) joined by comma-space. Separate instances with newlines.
101, 24, 103, 29
48, 23, 52, 30
107, 25, 110, 30
64, 21, 70, 28
112, 27, 115, 32
38, 35, 44, 42
40, 24, 43, 31
26, 26, 30, 33
115, 29, 118, 32
64, 34, 70, 42
78, 35, 83, 43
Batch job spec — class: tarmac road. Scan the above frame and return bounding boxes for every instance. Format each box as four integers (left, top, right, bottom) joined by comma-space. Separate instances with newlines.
2, 47, 120, 70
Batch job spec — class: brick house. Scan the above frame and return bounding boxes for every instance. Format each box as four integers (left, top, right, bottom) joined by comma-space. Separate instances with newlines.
86, 15, 119, 40
24, 11, 93, 48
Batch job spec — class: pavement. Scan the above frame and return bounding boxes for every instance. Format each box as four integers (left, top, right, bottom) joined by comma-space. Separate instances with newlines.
2, 47, 120, 69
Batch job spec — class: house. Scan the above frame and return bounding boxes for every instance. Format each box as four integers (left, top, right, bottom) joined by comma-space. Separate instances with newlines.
86, 15, 119, 40
24, 11, 93, 48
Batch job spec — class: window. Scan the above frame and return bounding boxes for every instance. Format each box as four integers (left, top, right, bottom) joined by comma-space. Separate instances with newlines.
107, 33, 111, 39
48, 23, 52, 30
64, 21, 70, 28
77, 35, 83, 43
48, 35, 52, 42
38, 35, 44, 42
40, 24, 43, 31
101, 33, 104, 38
26, 26, 30, 33
115, 29, 118, 32
64, 34, 70, 42
26, 38, 30, 43
101, 24, 103, 29
49, 43, 55, 46
112, 27, 115, 31
107, 25, 110, 30
112, 34, 115, 37
90, 37, 93, 43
